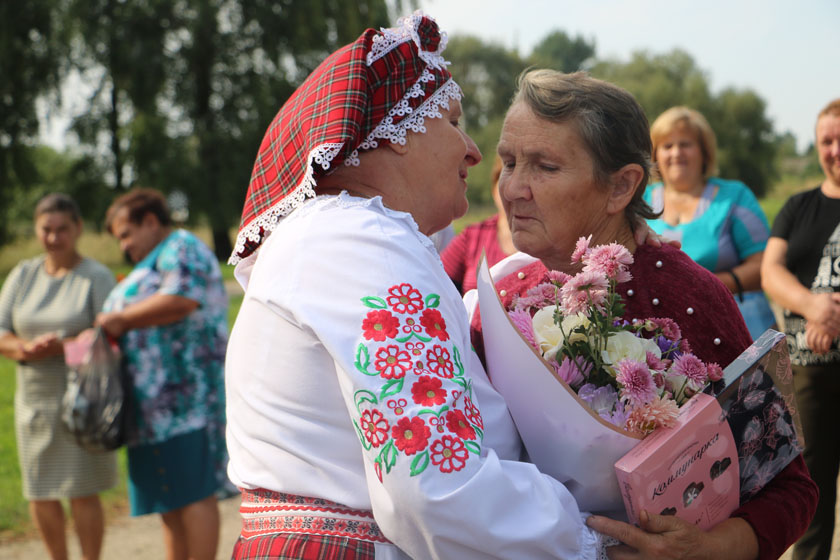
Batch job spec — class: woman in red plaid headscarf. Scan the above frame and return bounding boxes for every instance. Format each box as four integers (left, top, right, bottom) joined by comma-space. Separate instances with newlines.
225, 12, 618, 560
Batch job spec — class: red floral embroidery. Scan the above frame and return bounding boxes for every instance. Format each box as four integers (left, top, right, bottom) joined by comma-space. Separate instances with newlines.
374, 345, 412, 379
405, 342, 425, 356
420, 308, 449, 341
463, 397, 484, 429
362, 310, 399, 341
391, 416, 431, 455
426, 345, 454, 378
401, 317, 422, 334
386, 398, 407, 415
446, 409, 476, 440
430, 435, 469, 473
357, 283, 480, 480
411, 376, 447, 406
386, 283, 424, 314
360, 409, 390, 447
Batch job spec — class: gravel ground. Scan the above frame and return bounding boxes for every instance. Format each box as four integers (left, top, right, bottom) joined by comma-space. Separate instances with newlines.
0, 495, 242, 560
2, 491, 839, 559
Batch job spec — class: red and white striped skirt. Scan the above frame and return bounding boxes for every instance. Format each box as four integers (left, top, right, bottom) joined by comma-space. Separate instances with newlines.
231, 488, 390, 559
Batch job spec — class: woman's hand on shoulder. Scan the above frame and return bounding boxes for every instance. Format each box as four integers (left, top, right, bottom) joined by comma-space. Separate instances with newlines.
587, 510, 758, 560
633, 223, 681, 250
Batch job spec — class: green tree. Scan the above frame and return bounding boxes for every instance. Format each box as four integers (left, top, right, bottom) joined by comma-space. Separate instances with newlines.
590, 49, 714, 122
163, 0, 396, 258
3, 146, 110, 234
67, 0, 173, 191
0, 0, 71, 244
444, 36, 523, 203
591, 49, 777, 195
709, 88, 777, 196
527, 30, 595, 73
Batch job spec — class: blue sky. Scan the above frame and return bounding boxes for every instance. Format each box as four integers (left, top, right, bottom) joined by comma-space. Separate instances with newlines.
419, 0, 839, 152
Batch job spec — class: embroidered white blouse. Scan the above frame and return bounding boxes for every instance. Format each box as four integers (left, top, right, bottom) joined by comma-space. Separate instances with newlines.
226, 193, 604, 559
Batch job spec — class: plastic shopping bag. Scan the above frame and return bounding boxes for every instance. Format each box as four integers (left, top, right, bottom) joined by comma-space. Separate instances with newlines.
62, 328, 127, 452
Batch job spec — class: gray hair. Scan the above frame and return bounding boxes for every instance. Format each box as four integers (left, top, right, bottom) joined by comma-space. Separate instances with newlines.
511, 69, 657, 225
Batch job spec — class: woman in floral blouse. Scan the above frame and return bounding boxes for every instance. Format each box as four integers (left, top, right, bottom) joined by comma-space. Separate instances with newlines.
96, 188, 228, 560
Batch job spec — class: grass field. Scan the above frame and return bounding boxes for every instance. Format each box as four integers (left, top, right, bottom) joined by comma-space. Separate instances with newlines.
0, 292, 243, 543
0, 173, 822, 540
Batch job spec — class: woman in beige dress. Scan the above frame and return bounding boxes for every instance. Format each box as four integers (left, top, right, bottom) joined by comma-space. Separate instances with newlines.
0, 193, 117, 560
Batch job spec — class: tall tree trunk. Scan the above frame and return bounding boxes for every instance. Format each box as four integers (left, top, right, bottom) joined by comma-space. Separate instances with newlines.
193, 1, 230, 260
106, 0, 122, 189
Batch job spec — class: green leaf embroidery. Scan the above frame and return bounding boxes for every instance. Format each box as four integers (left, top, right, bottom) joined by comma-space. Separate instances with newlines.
418, 405, 449, 418
395, 331, 432, 343
473, 425, 484, 441
425, 294, 441, 308
380, 440, 398, 473
451, 377, 468, 392
353, 420, 372, 450
463, 440, 481, 455
410, 451, 430, 476
453, 346, 464, 377
355, 344, 378, 376
354, 390, 378, 413
362, 296, 387, 309
379, 378, 405, 399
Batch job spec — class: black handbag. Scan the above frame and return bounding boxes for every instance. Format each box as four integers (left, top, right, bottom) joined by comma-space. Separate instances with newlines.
61, 327, 129, 452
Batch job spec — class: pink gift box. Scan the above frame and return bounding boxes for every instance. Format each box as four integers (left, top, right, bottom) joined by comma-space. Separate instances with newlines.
614, 393, 740, 530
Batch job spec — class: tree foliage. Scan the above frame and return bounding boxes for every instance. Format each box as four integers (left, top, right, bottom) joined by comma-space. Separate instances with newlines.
527, 30, 595, 74
591, 49, 777, 196
0, 0, 71, 244
4, 11, 788, 252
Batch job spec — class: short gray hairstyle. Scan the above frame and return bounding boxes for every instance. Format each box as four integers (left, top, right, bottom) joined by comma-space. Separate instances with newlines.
511, 69, 657, 225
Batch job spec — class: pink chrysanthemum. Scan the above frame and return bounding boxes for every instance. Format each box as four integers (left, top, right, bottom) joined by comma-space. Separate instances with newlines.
571, 235, 592, 263
679, 338, 692, 354
645, 350, 667, 372
547, 270, 572, 285
625, 396, 679, 435
649, 317, 682, 341
553, 356, 590, 388
672, 353, 708, 387
615, 358, 657, 406
512, 293, 544, 312
527, 282, 559, 303
560, 270, 609, 315
707, 362, 724, 382
508, 309, 537, 350
583, 243, 634, 283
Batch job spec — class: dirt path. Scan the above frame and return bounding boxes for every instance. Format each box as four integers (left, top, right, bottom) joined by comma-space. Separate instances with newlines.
3, 491, 840, 559
0, 496, 242, 560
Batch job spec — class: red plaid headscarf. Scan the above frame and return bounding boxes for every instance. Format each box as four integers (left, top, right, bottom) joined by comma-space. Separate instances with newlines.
231, 12, 462, 264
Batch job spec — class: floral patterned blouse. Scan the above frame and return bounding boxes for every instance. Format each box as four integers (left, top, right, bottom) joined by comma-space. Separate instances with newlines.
103, 229, 228, 448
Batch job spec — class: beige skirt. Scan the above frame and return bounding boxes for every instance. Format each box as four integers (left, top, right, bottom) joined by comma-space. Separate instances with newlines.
15, 358, 117, 500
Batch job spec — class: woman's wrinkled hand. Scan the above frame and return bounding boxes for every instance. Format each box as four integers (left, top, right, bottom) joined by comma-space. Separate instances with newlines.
586, 509, 758, 560
587, 511, 707, 559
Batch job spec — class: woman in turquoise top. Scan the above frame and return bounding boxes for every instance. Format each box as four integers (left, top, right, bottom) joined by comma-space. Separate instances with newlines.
96, 188, 228, 560
644, 106, 777, 340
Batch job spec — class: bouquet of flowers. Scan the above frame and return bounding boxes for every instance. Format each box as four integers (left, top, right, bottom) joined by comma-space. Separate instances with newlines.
506, 236, 724, 437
